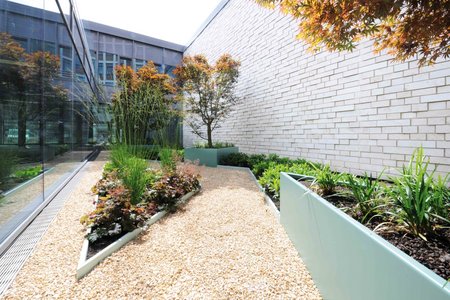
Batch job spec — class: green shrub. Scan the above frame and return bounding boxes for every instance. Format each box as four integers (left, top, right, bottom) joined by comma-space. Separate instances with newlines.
251, 155, 293, 178
110, 144, 130, 170
159, 148, 177, 173
311, 164, 342, 196
102, 161, 116, 177
248, 154, 267, 166
176, 149, 184, 161
121, 156, 150, 205
0, 151, 18, 183
13, 165, 43, 182
345, 172, 385, 223
220, 152, 311, 179
259, 162, 314, 201
431, 174, 450, 220
388, 147, 449, 239
110, 144, 153, 205
252, 160, 273, 178
219, 152, 250, 167
56, 144, 69, 156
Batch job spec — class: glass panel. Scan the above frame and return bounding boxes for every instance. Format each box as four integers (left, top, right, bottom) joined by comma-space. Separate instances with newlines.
98, 62, 105, 82
105, 53, 114, 61
134, 59, 146, 71
106, 63, 114, 81
0, 31, 44, 240
60, 46, 72, 78
12, 36, 27, 51
75, 55, 87, 81
155, 63, 163, 73
119, 56, 132, 67
0, 0, 100, 244
164, 65, 176, 77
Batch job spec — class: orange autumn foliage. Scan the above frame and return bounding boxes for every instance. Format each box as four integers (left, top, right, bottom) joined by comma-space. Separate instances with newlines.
255, 0, 450, 66
173, 54, 240, 148
115, 61, 176, 95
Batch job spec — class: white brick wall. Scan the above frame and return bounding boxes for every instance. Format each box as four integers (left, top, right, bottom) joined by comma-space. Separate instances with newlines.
184, 0, 450, 177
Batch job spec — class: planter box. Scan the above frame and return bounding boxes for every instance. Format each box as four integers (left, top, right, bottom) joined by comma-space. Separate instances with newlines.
76, 188, 200, 279
184, 147, 238, 167
280, 172, 450, 300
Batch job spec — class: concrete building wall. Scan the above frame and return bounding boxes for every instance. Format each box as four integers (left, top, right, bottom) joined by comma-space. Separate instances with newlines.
184, 0, 450, 176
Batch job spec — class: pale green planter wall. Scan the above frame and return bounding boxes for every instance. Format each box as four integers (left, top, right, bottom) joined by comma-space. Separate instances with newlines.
280, 172, 450, 300
184, 147, 238, 167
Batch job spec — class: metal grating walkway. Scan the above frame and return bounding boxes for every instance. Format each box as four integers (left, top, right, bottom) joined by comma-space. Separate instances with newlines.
0, 161, 90, 296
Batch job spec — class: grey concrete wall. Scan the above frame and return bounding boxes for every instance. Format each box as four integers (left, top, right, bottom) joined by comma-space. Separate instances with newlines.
184, 0, 450, 176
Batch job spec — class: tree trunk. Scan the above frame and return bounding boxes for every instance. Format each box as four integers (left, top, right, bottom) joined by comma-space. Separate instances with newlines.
58, 104, 65, 144
75, 114, 83, 147
207, 123, 213, 148
18, 101, 26, 147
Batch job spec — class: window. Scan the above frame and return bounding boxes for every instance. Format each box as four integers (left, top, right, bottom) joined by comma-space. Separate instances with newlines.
30, 39, 56, 54
90, 50, 97, 75
12, 36, 27, 52
98, 62, 104, 82
74, 55, 87, 82
164, 65, 176, 77
59, 46, 72, 77
119, 56, 132, 67
98, 52, 117, 86
106, 63, 114, 81
134, 59, 146, 71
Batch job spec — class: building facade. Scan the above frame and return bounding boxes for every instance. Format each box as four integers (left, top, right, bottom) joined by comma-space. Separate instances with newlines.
0, 0, 183, 248
184, 0, 450, 177
0, 0, 184, 147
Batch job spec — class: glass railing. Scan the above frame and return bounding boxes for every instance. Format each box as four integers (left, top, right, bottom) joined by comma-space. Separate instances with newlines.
0, 0, 104, 249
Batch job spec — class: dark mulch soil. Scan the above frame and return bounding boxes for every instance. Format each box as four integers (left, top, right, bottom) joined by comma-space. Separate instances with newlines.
374, 228, 450, 279
87, 232, 127, 259
295, 179, 450, 280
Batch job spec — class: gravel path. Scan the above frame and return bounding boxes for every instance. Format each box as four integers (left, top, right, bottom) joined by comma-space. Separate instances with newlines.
2, 156, 321, 299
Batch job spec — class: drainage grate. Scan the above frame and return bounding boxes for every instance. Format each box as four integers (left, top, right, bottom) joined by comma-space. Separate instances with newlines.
0, 161, 90, 296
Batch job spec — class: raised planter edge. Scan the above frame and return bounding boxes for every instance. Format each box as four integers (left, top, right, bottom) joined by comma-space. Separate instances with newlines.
280, 172, 450, 300
184, 147, 239, 167
76, 188, 200, 279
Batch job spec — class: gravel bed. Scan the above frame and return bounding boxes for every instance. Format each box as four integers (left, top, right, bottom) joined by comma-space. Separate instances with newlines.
2, 157, 321, 299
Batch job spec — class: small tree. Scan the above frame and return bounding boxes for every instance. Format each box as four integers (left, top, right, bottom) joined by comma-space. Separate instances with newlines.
255, 0, 450, 66
0, 33, 68, 147
174, 54, 240, 148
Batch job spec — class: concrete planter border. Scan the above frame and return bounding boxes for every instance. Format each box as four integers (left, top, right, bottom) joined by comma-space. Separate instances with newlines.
76, 188, 200, 279
280, 172, 450, 300
1, 167, 53, 197
184, 147, 239, 167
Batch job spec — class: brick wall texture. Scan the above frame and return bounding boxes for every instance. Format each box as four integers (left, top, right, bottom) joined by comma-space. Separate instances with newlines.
184, 0, 450, 177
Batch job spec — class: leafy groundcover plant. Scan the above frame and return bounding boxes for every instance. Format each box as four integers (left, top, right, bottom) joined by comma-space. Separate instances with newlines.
220, 147, 450, 279
12, 165, 43, 182
80, 147, 200, 257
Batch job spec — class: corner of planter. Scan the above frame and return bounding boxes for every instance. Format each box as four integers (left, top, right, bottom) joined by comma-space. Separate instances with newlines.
76, 188, 201, 280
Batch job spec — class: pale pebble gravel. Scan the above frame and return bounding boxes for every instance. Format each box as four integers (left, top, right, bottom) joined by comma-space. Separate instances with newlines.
2, 154, 321, 299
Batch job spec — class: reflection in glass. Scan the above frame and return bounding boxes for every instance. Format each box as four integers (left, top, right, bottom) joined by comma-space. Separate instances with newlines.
0, 0, 103, 244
